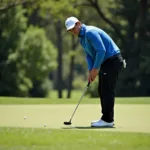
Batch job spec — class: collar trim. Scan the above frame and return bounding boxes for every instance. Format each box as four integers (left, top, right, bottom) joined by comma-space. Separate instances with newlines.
79, 24, 86, 37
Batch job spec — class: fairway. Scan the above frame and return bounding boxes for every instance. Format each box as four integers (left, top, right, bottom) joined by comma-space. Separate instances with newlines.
0, 104, 150, 133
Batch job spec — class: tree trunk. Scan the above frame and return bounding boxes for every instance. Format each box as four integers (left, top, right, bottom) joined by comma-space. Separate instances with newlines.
67, 36, 78, 98
138, 0, 148, 95
139, 0, 148, 38
56, 20, 63, 98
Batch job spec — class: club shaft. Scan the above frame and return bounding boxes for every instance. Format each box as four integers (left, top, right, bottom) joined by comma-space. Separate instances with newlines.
69, 86, 89, 122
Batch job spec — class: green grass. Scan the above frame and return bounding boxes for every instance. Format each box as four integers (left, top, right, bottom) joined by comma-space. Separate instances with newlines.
0, 127, 150, 150
0, 104, 150, 133
0, 95, 150, 150
0, 96, 150, 104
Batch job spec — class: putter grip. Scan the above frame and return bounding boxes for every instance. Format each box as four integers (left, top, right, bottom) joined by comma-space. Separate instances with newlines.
87, 82, 90, 87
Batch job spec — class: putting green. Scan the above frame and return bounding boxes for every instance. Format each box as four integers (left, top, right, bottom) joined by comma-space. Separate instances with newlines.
0, 104, 150, 133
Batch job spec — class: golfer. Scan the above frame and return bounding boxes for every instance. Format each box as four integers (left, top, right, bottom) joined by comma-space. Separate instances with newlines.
65, 16, 125, 127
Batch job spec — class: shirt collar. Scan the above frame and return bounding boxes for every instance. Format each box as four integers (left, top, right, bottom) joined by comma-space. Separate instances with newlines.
78, 24, 86, 37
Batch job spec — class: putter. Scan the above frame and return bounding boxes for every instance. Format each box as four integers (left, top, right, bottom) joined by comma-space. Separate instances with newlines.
64, 82, 90, 125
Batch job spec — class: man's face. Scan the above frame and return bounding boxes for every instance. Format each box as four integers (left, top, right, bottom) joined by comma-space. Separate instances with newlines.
68, 22, 81, 36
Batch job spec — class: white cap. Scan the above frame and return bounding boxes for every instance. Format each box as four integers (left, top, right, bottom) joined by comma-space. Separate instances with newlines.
65, 17, 79, 31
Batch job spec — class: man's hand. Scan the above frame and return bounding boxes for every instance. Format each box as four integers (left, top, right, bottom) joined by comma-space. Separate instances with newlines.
88, 68, 98, 83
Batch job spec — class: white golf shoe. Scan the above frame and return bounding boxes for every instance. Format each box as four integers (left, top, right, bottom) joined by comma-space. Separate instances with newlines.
91, 119, 114, 127
91, 119, 101, 124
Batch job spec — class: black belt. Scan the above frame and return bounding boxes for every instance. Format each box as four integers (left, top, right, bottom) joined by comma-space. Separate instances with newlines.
101, 53, 122, 67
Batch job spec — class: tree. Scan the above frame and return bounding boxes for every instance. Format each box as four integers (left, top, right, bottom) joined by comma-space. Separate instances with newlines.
0, 6, 27, 96
111, 0, 150, 96
0, 5, 57, 97
0, 0, 42, 12
33, 0, 80, 98
13, 26, 57, 97
67, 35, 79, 98
75, 0, 150, 96
55, 20, 63, 98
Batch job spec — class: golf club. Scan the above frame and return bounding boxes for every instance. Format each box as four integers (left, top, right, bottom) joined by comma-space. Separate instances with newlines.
64, 82, 90, 125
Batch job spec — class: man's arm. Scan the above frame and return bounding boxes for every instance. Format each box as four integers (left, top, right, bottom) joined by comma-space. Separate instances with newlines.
86, 30, 106, 69
86, 30, 106, 82
86, 54, 94, 71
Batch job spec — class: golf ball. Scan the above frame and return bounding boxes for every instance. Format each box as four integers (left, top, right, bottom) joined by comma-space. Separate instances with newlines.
24, 116, 27, 119
44, 124, 46, 127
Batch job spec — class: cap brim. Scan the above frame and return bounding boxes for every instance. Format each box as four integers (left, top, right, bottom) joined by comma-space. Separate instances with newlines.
66, 24, 75, 31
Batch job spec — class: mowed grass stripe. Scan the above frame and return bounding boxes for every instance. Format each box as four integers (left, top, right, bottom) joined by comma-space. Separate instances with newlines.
0, 97, 150, 104
0, 104, 150, 133
0, 127, 150, 150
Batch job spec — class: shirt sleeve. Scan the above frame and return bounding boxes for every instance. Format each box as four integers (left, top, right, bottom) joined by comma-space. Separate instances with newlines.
86, 54, 94, 71
86, 30, 106, 69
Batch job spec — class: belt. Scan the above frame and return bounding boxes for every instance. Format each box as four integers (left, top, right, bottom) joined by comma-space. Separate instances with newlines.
101, 53, 122, 67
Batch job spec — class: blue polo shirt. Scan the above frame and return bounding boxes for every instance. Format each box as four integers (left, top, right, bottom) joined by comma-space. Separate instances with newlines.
79, 24, 120, 70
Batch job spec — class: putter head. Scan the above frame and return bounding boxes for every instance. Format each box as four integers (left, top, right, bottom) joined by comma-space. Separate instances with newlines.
64, 121, 72, 125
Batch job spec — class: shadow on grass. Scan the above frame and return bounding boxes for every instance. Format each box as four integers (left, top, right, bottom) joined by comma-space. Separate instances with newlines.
62, 126, 116, 130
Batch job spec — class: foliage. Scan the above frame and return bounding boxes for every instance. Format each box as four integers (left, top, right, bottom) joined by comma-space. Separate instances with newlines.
13, 26, 57, 97
72, 76, 87, 90
0, 0, 150, 97
0, 6, 57, 97
109, 0, 150, 96
0, 0, 41, 11
87, 80, 99, 97
38, 0, 79, 20
0, 6, 27, 96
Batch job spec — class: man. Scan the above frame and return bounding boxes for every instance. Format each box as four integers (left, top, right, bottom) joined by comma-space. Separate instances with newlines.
65, 16, 126, 127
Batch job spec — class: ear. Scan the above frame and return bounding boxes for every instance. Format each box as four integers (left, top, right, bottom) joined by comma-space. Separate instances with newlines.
76, 21, 81, 25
